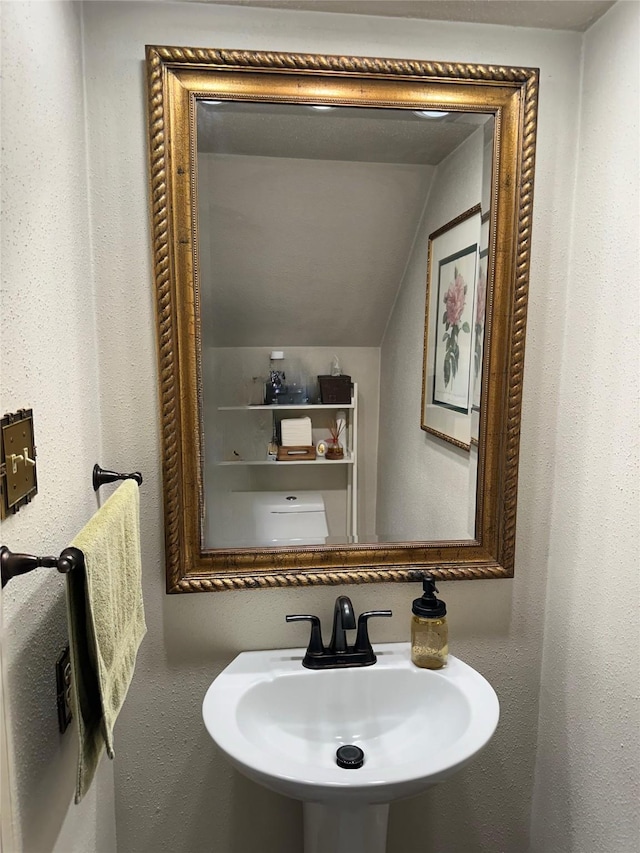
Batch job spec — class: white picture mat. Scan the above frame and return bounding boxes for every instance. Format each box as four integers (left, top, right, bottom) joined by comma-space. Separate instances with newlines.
423, 209, 481, 448
433, 246, 477, 410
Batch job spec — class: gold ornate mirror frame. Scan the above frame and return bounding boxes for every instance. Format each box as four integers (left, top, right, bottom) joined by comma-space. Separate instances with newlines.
145, 45, 538, 593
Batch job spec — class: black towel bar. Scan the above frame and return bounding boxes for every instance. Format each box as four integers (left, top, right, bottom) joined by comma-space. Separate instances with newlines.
0, 545, 84, 588
93, 464, 143, 491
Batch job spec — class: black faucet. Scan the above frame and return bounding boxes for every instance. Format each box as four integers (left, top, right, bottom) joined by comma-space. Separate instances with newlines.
286, 596, 392, 669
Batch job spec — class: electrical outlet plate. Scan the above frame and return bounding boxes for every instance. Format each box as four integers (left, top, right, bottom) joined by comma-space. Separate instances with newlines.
55, 646, 72, 733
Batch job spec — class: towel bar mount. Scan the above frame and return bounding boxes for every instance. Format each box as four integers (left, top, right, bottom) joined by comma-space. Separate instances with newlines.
93, 464, 142, 491
1, 545, 84, 588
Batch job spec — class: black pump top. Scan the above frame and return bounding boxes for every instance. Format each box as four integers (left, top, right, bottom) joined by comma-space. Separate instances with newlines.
412, 574, 446, 619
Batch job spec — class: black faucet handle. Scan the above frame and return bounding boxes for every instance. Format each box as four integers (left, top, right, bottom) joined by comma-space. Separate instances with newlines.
354, 610, 393, 656
285, 614, 325, 656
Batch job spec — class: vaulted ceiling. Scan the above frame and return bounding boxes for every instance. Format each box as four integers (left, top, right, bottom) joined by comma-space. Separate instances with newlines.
197, 103, 488, 348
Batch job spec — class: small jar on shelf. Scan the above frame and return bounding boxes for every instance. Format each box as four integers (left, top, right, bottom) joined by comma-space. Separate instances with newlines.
325, 417, 345, 459
325, 441, 344, 460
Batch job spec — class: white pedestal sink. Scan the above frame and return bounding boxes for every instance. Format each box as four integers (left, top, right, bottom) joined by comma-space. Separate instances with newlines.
202, 643, 499, 853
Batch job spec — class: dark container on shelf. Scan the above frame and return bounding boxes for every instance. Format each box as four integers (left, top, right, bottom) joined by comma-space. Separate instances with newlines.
318, 375, 352, 404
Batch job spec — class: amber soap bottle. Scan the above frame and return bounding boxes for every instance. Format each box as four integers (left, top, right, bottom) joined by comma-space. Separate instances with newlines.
411, 575, 448, 669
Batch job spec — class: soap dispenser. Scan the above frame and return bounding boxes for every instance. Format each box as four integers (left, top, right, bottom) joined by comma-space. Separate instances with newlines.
411, 574, 448, 669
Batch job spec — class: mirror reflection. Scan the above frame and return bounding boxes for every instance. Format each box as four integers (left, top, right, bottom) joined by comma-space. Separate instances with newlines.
197, 101, 494, 550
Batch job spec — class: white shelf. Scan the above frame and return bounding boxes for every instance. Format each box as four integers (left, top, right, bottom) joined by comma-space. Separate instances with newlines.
218, 400, 354, 412
216, 454, 354, 467
213, 383, 358, 539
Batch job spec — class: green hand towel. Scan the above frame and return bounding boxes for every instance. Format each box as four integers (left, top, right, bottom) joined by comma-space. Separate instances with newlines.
66, 479, 147, 803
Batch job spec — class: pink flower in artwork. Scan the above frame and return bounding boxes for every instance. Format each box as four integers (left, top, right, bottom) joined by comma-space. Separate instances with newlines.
476, 266, 487, 327
441, 266, 470, 388
444, 273, 466, 327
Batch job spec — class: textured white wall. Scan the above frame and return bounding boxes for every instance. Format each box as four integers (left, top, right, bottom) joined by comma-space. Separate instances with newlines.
82, 3, 584, 851
530, 2, 640, 851
377, 127, 484, 541
0, 2, 116, 851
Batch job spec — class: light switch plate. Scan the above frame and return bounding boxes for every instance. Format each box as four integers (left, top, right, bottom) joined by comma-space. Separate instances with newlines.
0, 408, 37, 519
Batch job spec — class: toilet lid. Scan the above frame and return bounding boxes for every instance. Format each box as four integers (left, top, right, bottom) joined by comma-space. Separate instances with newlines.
250, 492, 326, 513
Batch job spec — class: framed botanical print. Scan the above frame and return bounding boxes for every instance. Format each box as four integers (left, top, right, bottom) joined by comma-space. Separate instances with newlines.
421, 204, 482, 450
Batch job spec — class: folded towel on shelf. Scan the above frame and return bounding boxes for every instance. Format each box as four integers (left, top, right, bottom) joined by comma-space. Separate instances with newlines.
66, 479, 146, 803
280, 416, 313, 447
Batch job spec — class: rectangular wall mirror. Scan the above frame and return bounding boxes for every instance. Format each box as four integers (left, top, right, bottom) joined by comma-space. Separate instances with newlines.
145, 46, 538, 592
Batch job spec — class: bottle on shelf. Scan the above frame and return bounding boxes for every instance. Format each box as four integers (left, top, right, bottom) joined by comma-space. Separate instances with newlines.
335, 410, 347, 450
265, 351, 287, 404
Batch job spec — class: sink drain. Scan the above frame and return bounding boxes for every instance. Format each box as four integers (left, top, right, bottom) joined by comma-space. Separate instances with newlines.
336, 744, 364, 769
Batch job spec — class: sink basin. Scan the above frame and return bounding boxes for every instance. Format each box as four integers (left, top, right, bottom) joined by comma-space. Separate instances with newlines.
203, 643, 499, 821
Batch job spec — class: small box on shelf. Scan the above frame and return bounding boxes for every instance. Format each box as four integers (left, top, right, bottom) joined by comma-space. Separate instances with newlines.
317, 375, 352, 404
276, 446, 317, 462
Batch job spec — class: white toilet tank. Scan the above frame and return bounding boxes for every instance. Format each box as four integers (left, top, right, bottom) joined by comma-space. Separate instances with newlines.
251, 492, 329, 546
